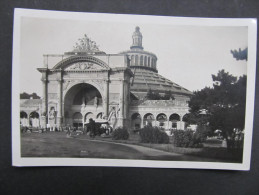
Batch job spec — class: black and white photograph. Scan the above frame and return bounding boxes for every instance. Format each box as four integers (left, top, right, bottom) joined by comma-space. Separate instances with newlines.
12, 8, 257, 170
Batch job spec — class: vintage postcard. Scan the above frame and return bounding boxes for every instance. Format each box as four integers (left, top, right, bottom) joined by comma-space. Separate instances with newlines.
12, 8, 257, 170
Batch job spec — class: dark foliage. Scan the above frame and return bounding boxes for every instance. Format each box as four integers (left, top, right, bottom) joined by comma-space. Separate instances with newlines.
139, 126, 169, 144
112, 127, 129, 140
145, 89, 174, 100
172, 129, 204, 148
188, 70, 246, 137
20, 92, 40, 99
231, 47, 248, 61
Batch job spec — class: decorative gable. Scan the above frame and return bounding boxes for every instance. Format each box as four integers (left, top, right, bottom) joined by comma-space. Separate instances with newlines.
64, 62, 104, 71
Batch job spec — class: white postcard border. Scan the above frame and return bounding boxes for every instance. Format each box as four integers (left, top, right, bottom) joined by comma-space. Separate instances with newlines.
12, 8, 257, 170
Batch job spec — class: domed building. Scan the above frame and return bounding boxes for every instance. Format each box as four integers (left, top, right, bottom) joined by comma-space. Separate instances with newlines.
121, 27, 192, 130
20, 27, 192, 131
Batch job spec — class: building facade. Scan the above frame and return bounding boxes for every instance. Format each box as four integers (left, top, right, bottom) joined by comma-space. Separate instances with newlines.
20, 27, 192, 131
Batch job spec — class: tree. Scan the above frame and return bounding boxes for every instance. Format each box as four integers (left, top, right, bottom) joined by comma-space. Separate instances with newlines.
189, 70, 246, 137
163, 90, 175, 100
145, 89, 161, 100
20, 92, 40, 99
231, 48, 248, 61
145, 89, 175, 100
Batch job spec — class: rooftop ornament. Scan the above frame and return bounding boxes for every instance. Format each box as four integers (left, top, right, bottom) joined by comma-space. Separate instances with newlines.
73, 34, 101, 53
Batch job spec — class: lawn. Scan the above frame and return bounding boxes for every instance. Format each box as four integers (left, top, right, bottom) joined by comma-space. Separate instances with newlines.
80, 132, 243, 163
21, 131, 243, 163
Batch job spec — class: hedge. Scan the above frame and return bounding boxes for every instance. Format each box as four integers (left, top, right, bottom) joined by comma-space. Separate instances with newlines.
139, 126, 169, 144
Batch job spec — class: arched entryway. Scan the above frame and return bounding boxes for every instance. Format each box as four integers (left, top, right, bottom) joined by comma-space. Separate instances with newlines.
29, 111, 40, 127
64, 83, 103, 126
169, 113, 180, 129
20, 111, 28, 127
156, 113, 167, 129
96, 112, 103, 119
143, 113, 155, 127
84, 112, 94, 124
131, 113, 141, 130
73, 112, 83, 129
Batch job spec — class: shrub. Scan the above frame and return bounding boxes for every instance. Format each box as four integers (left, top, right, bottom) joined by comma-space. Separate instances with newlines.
194, 125, 210, 142
172, 130, 193, 147
112, 127, 129, 140
139, 126, 169, 144
172, 129, 205, 148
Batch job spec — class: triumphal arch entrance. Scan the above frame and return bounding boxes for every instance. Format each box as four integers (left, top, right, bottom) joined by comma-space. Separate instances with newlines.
37, 35, 133, 129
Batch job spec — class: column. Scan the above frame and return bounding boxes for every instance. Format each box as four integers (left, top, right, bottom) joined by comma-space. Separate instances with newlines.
41, 78, 47, 128
124, 80, 130, 128
118, 79, 125, 126
56, 79, 63, 128
103, 79, 109, 118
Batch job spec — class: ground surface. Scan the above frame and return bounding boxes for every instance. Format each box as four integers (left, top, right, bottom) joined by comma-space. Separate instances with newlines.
21, 132, 240, 162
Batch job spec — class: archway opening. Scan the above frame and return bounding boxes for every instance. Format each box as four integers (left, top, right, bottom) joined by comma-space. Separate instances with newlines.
29, 111, 40, 127
131, 113, 141, 130
156, 113, 167, 128
96, 112, 103, 119
20, 111, 28, 118
169, 113, 180, 129
73, 112, 83, 129
84, 112, 94, 124
20, 111, 28, 127
64, 83, 103, 126
143, 113, 155, 127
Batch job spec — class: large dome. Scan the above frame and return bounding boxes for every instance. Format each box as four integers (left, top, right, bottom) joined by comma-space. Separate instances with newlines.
129, 68, 192, 99
120, 27, 192, 99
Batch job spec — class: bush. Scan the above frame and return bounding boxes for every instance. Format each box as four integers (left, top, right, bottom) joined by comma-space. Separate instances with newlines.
172, 129, 204, 148
172, 130, 193, 147
194, 125, 210, 142
139, 126, 169, 144
112, 127, 129, 140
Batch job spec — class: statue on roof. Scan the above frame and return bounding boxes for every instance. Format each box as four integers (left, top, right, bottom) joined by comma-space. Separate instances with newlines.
73, 34, 100, 53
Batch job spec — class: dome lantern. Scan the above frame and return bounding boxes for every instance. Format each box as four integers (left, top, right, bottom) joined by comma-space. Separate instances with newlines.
130, 26, 143, 50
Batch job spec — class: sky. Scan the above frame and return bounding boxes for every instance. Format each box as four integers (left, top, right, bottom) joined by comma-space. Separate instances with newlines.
19, 15, 248, 96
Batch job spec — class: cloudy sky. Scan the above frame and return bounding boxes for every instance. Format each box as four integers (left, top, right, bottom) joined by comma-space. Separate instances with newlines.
19, 13, 248, 96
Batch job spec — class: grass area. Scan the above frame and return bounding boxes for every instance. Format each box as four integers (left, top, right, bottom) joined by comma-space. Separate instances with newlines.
78, 132, 243, 163
21, 131, 243, 163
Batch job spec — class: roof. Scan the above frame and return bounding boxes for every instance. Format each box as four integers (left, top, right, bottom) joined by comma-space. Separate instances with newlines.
129, 68, 192, 99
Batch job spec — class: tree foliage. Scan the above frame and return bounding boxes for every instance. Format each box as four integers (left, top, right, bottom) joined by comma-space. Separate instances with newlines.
231, 48, 248, 61
20, 92, 40, 99
188, 70, 246, 137
145, 89, 174, 100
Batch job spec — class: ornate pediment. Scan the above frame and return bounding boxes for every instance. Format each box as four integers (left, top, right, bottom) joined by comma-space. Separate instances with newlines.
65, 62, 101, 71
